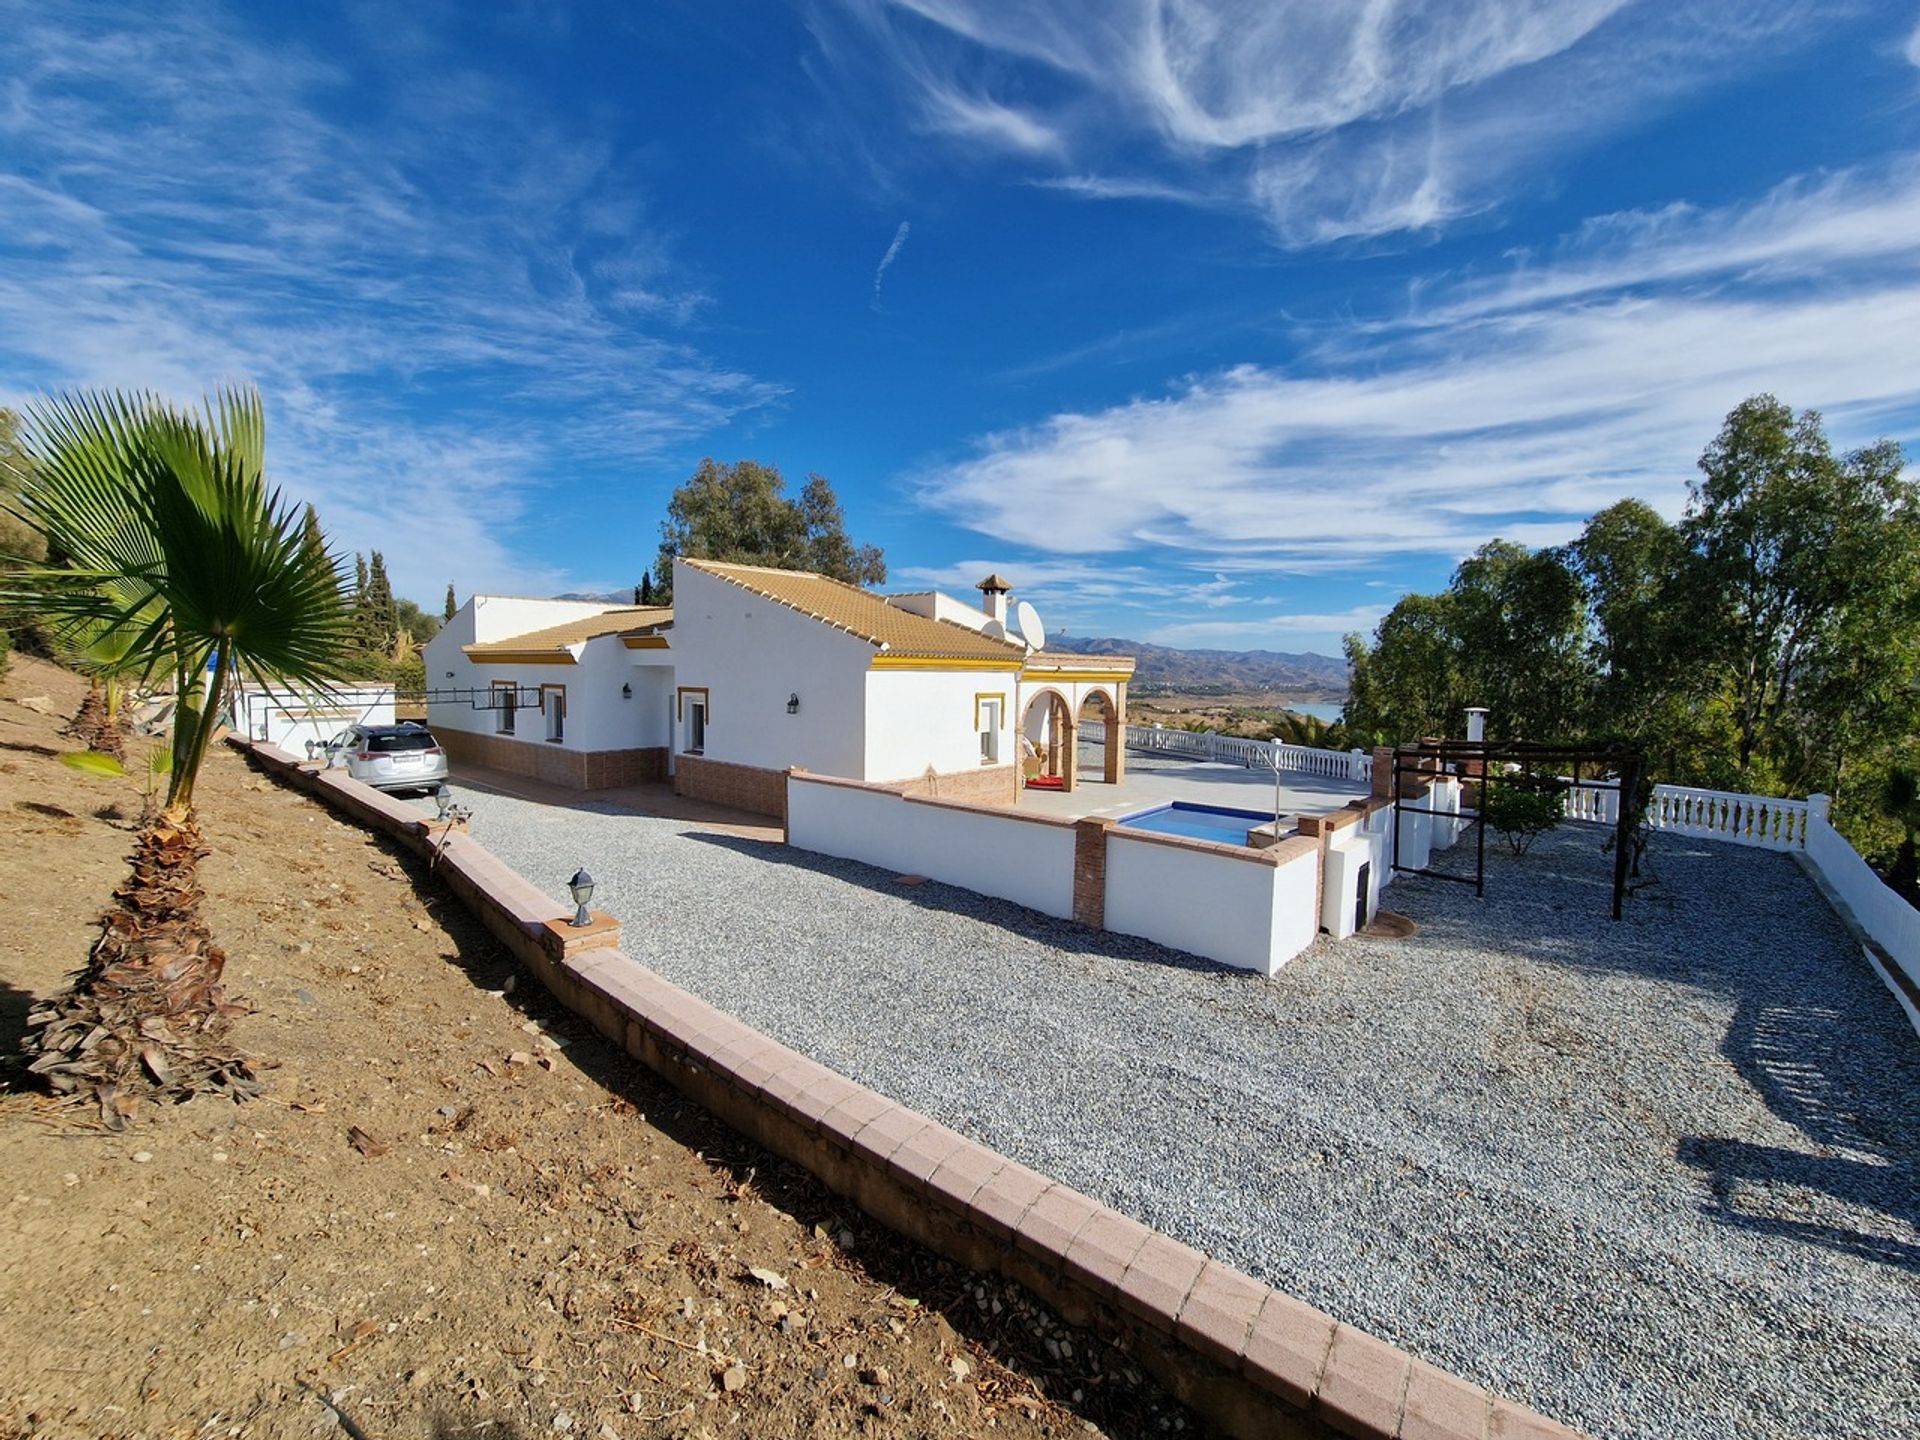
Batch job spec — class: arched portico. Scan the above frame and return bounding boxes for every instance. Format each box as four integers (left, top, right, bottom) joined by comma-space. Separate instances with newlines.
1077, 685, 1126, 786
1020, 687, 1076, 789
1014, 669, 1129, 794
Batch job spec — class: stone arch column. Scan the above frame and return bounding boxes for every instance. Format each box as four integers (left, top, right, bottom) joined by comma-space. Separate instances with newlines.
1104, 687, 1126, 785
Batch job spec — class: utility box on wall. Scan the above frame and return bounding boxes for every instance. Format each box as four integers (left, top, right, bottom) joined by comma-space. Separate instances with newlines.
1321, 838, 1380, 939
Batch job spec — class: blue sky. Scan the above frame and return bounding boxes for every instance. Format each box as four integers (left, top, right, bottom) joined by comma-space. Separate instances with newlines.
2, 2, 1918, 656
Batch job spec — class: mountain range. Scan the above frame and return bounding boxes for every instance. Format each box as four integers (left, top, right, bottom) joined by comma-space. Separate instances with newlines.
1054, 636, 1349, 696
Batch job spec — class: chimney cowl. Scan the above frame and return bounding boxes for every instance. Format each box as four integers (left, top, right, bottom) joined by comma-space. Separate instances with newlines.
977, 573, 1013, 627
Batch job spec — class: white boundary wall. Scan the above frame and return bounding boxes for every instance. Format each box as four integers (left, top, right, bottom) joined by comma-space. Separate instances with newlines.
787, 773, 1327, 975
1802, 799, 1920, 1024
1103, 832, 1320, 976
231, 683, 393, 756
786, 775, 1076, 919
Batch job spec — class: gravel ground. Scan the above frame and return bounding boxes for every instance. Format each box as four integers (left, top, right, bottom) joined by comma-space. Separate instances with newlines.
435, 783, 1920, 1440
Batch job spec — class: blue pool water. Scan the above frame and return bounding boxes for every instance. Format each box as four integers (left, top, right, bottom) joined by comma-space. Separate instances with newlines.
1116, 802, 1275, 843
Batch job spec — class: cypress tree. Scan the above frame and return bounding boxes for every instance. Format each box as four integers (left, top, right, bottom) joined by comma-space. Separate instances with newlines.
366, 551, 398, 653
444, 583, 457, 621
351, 553, 375, 652
299, 504, 327, 568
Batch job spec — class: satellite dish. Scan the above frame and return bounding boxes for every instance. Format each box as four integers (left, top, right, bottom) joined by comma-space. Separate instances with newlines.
982, 618, 1007, 641
1014, 600, 1046, 653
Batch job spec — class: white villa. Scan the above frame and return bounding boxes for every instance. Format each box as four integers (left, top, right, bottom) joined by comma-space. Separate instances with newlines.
424, 560, 1135, 817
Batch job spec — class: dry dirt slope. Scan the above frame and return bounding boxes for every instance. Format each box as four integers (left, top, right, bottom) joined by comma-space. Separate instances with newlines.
0, 655, 1189, 1440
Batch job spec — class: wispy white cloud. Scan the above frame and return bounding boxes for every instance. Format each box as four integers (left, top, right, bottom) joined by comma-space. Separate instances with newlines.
913, 159, 1920, 573
871, 220, 913, 308
0, 4, 782, 603
1031, 173, 1226, 206
918, 83, 1064, 155
819, 1, 1818, 247
1907, 16, 1920, 69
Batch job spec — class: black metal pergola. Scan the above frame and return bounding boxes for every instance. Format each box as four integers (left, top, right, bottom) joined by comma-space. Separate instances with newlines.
1390, 739, 1646, 920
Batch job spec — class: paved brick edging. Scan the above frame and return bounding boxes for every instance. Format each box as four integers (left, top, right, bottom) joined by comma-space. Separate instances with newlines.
227, 734, 1588, 1440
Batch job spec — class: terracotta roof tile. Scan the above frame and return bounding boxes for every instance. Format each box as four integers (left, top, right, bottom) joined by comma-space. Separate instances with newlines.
466, 606, 673, 658
686, 561, 1027, 663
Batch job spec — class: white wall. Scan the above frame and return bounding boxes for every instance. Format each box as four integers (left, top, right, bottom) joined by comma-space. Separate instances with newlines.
469, 595, 614, 644
231, 683, 393, 755
864, 668, 1017, 781
543, 640, 661, 753
1103, 833, 1320, 976
786, 776, 1076, 918
670, 561, 872, 777
424, 601, 506, 741
884, 591, 994, 633
1804, 810, 1920, 1032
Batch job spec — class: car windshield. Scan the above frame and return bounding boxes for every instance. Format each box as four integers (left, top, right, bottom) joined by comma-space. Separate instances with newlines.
365, 731, 436, 753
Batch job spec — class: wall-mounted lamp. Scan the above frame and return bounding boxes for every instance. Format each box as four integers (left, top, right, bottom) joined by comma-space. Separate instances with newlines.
786, 692, 801, 715
567, 868, 596, 927
621, 682, 632, 700
444, 670, 455, 679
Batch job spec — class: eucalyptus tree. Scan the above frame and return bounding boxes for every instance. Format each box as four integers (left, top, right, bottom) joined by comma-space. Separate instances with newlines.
2, 387, 350, 1110
1684, 396, 1919, 788
651, 459, 885, 605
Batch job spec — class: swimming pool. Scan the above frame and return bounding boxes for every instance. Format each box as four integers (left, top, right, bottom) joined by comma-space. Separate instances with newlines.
1115, 802, 1278, 844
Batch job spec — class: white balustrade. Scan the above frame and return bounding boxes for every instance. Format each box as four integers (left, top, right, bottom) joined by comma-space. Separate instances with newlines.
1644, 783, 1810, 850
1124, 725, 1372, 781
1551, 778, 1809, 850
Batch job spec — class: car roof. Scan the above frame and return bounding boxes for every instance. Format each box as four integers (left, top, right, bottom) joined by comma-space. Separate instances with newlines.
356, 722, 432, 735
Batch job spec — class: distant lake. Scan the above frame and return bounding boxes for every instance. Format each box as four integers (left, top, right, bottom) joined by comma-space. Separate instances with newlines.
1287, 702, 1347, 723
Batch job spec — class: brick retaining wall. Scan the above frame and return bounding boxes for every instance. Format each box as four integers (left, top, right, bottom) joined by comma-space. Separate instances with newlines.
673, 753, 789, 819
437, 727, 667, 790
886, 763, 1020, 808
229, 734, 1588, 1440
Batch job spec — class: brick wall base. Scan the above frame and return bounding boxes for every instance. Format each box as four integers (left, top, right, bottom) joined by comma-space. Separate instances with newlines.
885, 763, 1019, 808
674, 753, 789, 819
437, 727, 667, 790
1072, 818, 1114, 927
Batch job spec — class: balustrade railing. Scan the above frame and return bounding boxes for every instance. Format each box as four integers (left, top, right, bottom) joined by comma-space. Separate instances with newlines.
1642, 783, 1810, 850
1123, 725, 1371, 782
1547, 776, 1808, 849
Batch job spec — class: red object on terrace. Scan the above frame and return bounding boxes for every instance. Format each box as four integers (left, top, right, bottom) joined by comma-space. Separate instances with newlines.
1026, 775, 1065, 790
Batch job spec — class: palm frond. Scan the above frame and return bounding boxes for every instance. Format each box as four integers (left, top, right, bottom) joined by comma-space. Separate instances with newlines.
4, 384, 353, 805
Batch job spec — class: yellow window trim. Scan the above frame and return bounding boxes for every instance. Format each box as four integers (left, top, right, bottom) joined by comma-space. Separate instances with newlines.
973, 691, 1007, 729
676, 685, 710, 722
870, 655, 1024, 672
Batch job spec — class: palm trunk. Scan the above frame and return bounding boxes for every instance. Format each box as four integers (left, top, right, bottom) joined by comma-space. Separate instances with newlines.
165, 637, 231, 817
63, 678, 127, 761
20, 813, 256, 1117
23, 637, 258, 1116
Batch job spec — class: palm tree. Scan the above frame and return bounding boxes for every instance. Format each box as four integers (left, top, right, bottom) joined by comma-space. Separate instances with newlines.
57, 612, 148, 762
2, 387, 349, 1116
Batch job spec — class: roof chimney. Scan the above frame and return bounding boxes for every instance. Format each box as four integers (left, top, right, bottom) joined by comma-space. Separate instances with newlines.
977, 573, 1013, 628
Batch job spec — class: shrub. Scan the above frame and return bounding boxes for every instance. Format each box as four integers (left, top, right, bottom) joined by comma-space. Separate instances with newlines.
1483, 773, 1567, 855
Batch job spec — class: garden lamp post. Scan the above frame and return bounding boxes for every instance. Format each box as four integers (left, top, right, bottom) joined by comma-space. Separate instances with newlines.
567, 868, 595, 928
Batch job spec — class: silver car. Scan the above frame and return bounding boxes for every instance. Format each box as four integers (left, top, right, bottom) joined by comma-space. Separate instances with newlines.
323, 722, 450, 793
